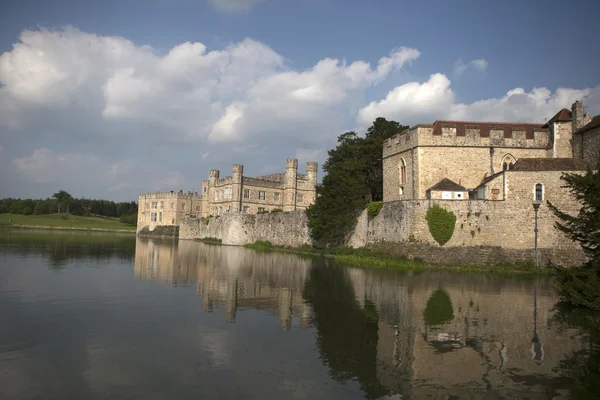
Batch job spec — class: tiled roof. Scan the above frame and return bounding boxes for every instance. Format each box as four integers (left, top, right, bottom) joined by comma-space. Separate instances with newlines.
510, 158, 589, 171
427, 178, 467, 192
477, 171, 504, 187
543, 108, 572, 128
576, 115, 600, 135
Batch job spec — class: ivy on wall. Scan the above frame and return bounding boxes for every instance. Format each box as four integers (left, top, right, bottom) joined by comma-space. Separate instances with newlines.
426, 205, 456, 246
367, 201, 383, 218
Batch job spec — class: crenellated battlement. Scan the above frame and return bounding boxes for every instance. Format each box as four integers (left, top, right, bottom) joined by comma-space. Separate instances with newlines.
214, 176, 233, 186
243, 176, 285, 189
139, 191, 202, 199
384, 121, 551, 158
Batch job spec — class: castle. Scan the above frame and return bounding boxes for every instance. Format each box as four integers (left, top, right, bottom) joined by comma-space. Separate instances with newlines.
383, 100, 599, 202
137, 158, 318, 233
367, 100, 600, 264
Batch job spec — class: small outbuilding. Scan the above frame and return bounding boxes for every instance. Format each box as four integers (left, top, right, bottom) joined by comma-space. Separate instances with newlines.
426, 178, 468, 200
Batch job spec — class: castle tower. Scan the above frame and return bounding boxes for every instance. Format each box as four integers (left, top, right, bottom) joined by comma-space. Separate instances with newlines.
207, 169, 219, 216
572, 101, 585, 132
232, 164, 243, 212
283, 158, 298, 212
306, 161, 318, 206
278, 288, 292, 331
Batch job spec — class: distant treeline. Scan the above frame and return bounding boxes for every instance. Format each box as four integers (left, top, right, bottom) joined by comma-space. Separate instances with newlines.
0, 190, 138, 219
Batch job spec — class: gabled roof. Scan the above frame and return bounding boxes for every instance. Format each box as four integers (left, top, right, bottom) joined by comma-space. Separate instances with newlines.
478, 171, 504, 188
576, 115, 600, 135
543, 108, 571, 128
510, 158, 589, 171
427, 178, 467, 192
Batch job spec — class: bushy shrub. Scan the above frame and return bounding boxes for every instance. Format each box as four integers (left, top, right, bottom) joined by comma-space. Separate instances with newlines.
367, 201, 383, 218
119, 214, 137, 226
426, 205, 456, 246
271, 208, 283, 213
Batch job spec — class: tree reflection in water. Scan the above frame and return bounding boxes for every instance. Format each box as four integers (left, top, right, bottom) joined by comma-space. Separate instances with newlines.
303, 264, 393, 399
552, 303, 600, 399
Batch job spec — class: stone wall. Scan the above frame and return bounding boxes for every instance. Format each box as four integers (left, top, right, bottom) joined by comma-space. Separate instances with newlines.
137, 225, 179, 238
349, 176, 586, 266
179, 211, 311, 247
573, 125, 600, 165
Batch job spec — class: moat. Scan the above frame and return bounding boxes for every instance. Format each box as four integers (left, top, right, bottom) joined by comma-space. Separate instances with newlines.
1, 229, 598, 399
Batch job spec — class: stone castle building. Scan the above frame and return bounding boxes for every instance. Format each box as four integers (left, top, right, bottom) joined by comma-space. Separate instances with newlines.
383, 100, 598, 202
375, 100, 600, 263
137, 158, 317, 233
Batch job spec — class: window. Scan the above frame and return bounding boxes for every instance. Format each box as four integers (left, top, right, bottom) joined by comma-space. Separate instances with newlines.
159, 212, 163, 222
258, 191, 265, 200
182, 203, 186, 211
171, 218, 174, 224
219, 190, 223, 200
535, 183, 544, 202
160, 201, 164, 209
297, 193, 304, 203
442, 191, 452, 199
151, 212, 157, 222
502, 154, 516, 171
243, 206, 249, 213
196, 206, 200, 212
214, 191, 218, 201
151, 201, 157, 209
258, 207, 265, 213
399, 158, 407, 185
274, 192, 280, 201
224, 188, 232, 199
244, 189, 250, 199
226, 206, 230, 212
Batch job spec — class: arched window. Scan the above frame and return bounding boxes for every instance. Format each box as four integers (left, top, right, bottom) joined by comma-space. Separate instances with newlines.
501, 154, 516, 171
535, 183, 544, 202
399, 158, 407, 185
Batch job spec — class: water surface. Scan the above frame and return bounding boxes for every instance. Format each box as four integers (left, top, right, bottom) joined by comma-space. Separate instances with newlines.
0, 229, 598, 399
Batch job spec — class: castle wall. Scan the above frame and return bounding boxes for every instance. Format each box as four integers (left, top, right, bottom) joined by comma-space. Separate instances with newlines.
416, 146, 548, 199
573, 125, 600, 164
137, 192, 203, 233
383, 125, 551, 201
350, 170, 586, 266
551, 121, 573, 158
179, 211, 311, 247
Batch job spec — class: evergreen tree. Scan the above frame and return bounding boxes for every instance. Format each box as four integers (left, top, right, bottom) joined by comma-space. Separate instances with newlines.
307, 118, 407, 247
548, 166, 600, 310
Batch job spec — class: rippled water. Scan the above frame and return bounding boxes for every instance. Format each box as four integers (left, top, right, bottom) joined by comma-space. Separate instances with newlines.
1, 229, 599, 399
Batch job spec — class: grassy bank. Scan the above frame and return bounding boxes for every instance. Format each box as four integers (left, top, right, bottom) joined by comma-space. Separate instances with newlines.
0, 213, 137, 233
243, 241, 551, 275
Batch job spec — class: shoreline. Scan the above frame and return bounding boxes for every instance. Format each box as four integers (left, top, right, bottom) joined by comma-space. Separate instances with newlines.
242, 241, 554, 275
4, 224, 136, 234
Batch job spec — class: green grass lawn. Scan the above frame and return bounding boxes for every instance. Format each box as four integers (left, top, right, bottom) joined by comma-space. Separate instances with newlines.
0, 213, 137, 232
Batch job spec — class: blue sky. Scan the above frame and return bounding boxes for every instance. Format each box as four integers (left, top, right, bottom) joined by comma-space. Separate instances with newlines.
1, 0, 599, 201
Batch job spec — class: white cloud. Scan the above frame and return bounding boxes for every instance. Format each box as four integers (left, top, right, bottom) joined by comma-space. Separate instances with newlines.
202, 152, 210, 159
208, 0, 263, 13
0, 27, 418, 147
357, 73, 598, 127
12, 148, 103, 184
471, 59, 488, 71
453, 58, 488, 77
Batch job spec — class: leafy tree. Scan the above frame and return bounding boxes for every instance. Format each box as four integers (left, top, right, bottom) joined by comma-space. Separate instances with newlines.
53, 190, 73, 214
307, 118, 407, 247
548, 166, 600, 310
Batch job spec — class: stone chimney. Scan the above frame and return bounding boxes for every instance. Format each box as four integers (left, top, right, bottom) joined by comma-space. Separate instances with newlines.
572, 101, 585, 132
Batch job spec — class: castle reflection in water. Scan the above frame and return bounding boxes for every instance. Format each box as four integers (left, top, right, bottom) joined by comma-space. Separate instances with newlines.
134, 237, 587, 398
